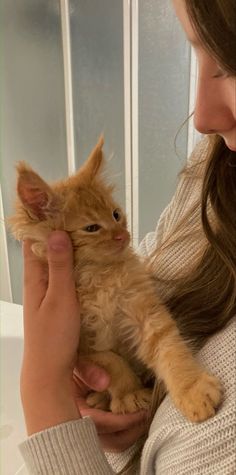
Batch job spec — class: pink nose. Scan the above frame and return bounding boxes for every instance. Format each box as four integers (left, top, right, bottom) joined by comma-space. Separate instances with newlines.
113, 231, 128, 242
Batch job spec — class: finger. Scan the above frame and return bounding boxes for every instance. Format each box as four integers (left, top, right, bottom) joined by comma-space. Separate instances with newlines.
74, 358, 111, 392
78, 405, 148, 434
23, 240, 47, 310
46, 231, 76, 302
73, 373, 91, 398
99, 422, 148, 452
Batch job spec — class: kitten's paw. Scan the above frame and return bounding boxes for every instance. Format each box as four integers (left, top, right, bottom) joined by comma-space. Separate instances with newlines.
110, 388, 152, 414
174, 372, 223, 422
86, 391, 110, 411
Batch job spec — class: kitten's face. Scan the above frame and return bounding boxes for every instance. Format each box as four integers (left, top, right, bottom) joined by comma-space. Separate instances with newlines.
59, 182, 130, 263
9, 137, 130, 265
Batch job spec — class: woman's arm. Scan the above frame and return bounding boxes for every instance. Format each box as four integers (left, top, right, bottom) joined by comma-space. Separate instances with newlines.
20, 233, 81, 435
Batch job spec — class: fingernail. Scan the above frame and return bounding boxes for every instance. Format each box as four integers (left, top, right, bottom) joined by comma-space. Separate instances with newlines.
48, 231, 69, 251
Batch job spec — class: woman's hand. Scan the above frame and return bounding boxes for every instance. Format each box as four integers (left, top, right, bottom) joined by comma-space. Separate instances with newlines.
73, 360, 150, 453
21, 231, 81, 435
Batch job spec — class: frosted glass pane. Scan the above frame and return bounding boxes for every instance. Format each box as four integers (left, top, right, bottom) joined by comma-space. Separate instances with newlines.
0, 0, 67, 303
139, 0, 191, 241
70, 0, 125, 208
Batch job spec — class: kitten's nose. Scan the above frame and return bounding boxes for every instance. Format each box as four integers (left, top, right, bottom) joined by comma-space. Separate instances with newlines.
113, 230, 129, 244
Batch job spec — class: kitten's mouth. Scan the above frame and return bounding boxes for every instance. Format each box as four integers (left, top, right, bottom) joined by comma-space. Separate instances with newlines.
113, 236, 130, 252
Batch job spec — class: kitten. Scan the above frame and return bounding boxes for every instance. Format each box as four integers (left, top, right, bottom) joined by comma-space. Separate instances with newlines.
9, 137, 222, 422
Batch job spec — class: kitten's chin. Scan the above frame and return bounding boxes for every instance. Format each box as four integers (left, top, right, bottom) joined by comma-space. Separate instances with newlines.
111, 237, 130, 254
110, 243, 131, 262
74, 242, 130, 266
96, 241, 130, 263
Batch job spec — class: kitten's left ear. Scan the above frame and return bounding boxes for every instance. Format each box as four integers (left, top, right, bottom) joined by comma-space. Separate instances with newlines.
16, 162, 60, 220
76, 135, 105, 184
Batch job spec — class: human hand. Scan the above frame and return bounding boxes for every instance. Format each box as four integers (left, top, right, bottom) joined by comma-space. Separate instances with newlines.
73, 360, 150, 453
21, 231, 81, 435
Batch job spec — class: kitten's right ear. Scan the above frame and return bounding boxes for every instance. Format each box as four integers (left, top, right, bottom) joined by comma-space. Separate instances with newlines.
75, 135, 105, 185
16, 162, 59, 220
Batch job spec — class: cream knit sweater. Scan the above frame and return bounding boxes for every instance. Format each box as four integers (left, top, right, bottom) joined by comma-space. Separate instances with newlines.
19, 136, 236, 474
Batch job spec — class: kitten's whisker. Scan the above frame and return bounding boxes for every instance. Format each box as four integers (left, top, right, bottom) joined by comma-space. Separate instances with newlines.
107, 152, 115, 163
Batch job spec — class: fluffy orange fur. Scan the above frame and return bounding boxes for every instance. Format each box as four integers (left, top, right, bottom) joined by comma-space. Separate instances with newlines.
9, 137, 223, 421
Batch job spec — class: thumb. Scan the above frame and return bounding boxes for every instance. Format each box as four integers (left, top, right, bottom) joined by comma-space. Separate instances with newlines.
46, 230, 75, 300
74, 358, 111, 392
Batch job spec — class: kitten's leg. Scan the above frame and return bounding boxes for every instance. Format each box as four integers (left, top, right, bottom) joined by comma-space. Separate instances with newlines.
112, 388, 152, 414
86, 391, 110, 410
85, 351, 152, 414
120, 294, 222, 422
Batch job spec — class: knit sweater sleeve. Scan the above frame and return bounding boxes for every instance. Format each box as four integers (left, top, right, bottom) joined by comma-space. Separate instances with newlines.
19, 416, 116, 475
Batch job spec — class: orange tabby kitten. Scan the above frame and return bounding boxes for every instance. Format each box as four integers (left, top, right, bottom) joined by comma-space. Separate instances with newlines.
9, 137, 222, 422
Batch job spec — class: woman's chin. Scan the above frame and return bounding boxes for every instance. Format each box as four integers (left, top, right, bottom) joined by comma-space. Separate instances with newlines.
224, 141, 236, 152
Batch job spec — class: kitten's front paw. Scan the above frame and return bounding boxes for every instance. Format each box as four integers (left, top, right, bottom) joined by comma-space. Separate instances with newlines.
86, 391, 110, 411
110, 388, 152, 414
174, 372, 223, 422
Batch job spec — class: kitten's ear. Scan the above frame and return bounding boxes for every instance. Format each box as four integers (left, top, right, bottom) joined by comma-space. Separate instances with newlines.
78, 135, 105, 183
16, 162, 59, 220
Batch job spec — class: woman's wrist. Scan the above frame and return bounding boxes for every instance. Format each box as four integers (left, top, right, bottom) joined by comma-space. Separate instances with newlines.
21, 382, 81, 436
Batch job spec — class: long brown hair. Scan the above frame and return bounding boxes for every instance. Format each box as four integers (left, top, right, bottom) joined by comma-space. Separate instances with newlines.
165, 0, 236, 346
185, 0, 236, 75
165, 136, 236, 349
120, 1, 236, 473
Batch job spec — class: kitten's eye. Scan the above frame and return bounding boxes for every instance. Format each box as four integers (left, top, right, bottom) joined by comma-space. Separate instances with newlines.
113, 209, 121, 221
84, 224, 101, 232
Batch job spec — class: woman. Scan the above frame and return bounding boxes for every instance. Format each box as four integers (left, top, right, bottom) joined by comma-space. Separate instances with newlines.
18, 1, 236, 473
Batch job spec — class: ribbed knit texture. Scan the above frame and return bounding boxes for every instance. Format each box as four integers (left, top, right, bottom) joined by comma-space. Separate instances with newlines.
140, 317, 236, 475
19, 136, 236, 474
138, 135, 210, 301
19, 417, 114, 474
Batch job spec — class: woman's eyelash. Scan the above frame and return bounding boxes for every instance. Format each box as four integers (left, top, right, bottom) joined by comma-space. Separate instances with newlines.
213, 67, 230, 79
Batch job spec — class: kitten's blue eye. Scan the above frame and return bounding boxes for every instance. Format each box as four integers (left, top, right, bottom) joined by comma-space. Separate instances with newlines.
113, 209, 121, 221
84, 224, 101, 232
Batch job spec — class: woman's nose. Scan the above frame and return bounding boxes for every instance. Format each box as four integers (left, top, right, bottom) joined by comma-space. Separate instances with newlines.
193, 78, 235, 135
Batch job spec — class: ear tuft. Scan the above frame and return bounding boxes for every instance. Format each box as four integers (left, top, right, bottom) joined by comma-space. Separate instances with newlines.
71, 135, 105, 186
86, 134, 105, 179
